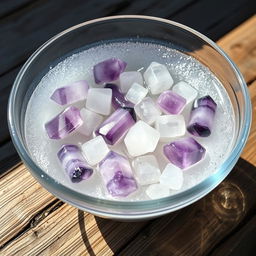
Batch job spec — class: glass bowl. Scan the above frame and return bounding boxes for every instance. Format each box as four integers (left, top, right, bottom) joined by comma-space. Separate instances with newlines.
8, 15, 251, 220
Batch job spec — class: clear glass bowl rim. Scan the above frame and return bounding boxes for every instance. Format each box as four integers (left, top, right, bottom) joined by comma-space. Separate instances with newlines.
8, 15, 252, 218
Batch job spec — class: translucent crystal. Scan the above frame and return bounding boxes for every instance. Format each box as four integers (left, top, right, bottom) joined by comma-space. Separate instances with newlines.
155, 115, 186, 141
57, 144, 93, 182
125, 83, 148, 105
45, 106, 83, 140
78, 108, 103, 136
172, 81, 198, 104
119, 71, 143, 93
187, 95, 217, 137
163, 137, 206, 169
86, 88, 112, 115
105, 83, 133, 109
93, 58, 127, 84
95, 108, 135, 145
159, 163, 184, 190
134, 97, 161, 124
146, 184, 170, 199
133, 155, 161, 185
143, 62, 173, 94
81, 136, 109, 165
124, 121, 160, 157
157, 90, 186, 114
99, 151, 137, 197
50, 80, 89, 106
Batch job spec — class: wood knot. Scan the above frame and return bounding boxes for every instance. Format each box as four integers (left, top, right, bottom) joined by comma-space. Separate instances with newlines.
211, 182, 245, 221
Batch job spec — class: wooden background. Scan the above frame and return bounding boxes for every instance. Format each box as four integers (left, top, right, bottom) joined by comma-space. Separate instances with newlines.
0, 0, 256, 255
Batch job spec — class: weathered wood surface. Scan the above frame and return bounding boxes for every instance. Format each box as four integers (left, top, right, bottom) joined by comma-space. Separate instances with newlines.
0, 16, 256, 255
0, 0, 255, 175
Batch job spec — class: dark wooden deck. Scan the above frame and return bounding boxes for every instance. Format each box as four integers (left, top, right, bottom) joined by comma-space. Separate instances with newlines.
0, 0, 256, 255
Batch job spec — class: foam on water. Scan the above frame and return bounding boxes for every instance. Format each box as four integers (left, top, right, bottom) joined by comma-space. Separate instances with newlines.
25, 41, 235, 201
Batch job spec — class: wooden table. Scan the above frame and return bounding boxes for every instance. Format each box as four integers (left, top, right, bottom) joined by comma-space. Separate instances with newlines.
1, 5, 256, 256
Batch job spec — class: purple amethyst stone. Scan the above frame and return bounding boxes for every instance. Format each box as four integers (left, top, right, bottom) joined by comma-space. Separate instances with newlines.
163, 137, 206, 169
50, 80, 89, 105
58, 144, 93, 182
187, 95, 217, 137
157, 91, 186, 114
93, 58, 127, 84
45, 106, 83, 139
96, 108, 135, 145
104, 83, 134, 110
99, 151, 137, 197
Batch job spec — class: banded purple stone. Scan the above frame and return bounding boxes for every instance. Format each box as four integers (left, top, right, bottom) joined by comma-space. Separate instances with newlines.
96, 108, 135, 145
104, 83, 134, 110
50, 80, 89, 105
157, 90, 186, 114
45, 106, 83, 139
187, 95, 217, 137
163, 137, 206, 169
58, 144, 93, 182
93, 58, 127, 84
99, 151, 137, 197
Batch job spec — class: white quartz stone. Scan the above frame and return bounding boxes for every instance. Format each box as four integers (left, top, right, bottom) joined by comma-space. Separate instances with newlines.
133, 155, 161, 185
143, 62, 173, 95
124, 121, 160, 157
146, 184, 170, 199
134, 97, 162, 124
78, 108, 103, 136
86, 88, 112, 115
125, 83, 148, 104
160, 163, 184, 190
172, 81, 198, 104
155, 115, 186, 141
81, 136, 109, 165
119, 71, 143, 93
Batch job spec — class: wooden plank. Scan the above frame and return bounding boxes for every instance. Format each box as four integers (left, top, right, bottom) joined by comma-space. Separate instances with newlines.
0, 204, 148, 255
119, 159, 256, 256
171, 0, 256, 41
0, 164, 55, 247
210, 214, 256, 256
0, 0, 34, 18
0, 141, 20, 176
241, 81, 256, 166
218, 15, 256, 83
0, 0, 193, 76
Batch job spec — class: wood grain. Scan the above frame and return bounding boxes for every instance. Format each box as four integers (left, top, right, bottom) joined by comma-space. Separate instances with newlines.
0, 164, 55, 247
217, 15, 256, 83
1, 204, 148, 255
0, 12, 256, 256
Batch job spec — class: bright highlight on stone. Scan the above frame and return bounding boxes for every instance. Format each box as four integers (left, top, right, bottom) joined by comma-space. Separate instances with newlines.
125, 83, 148, 104
119, 71, 143, 93
81, 136, 109, 166
144, 62, 173, 94
172, 81, 198, 104
86, 88, 112, 115
124, 121, 160, 157
133, 155, 161, 185
134, 97, 161, 125
160, 163, 184, 190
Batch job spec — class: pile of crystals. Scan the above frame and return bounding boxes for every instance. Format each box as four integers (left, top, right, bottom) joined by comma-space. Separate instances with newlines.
45, 58, 217, 199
